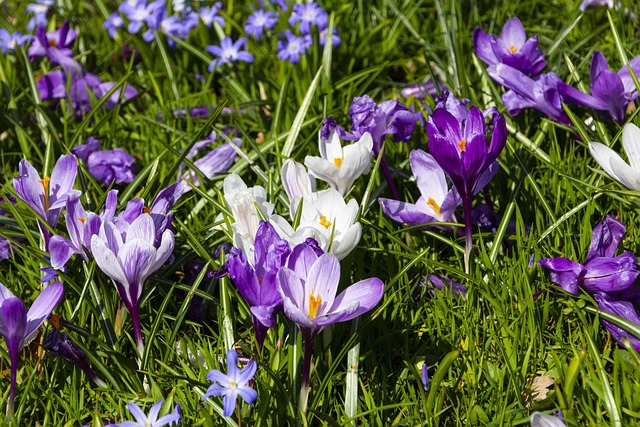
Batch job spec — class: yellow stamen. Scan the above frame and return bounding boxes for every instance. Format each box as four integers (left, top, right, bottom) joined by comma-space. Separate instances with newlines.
78, 217, 86, 224
230, 380, 236, 387
145, 422, 150, 427
333, 157, 344, 168
40, 176, 51, 210
143, 207, 151, 215
509, 44, 518, 53
308, 292, 322, 320
319, 215, 332, 229
457, 139, 467, 152
426, 197, 441, 215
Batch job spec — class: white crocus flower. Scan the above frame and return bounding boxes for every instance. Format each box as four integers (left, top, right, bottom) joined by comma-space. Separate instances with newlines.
281, 158, 315, 204
304, 131, 373, 196
589, 123, 640, 191
222, 174, 275, 260
279, 188, 361, 260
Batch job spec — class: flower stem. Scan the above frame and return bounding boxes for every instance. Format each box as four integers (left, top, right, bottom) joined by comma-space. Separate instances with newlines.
379, 155, 399, 200
462, 196, 473, 275
298, 336, 314, 425
129, 305, 144, 360
6, 355, 16, 423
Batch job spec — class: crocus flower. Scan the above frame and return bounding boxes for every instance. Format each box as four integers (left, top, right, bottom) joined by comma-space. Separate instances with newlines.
28, 22, 80, 71
277, 30, 309, 63
473, 17, 545, 76
93, 81, 139, 109
245, 9, 278, 40
91, 214, 175, 355
426, 275, 467, 298
221, 174, 276, 260
593, 292, 640, 352
559, 51, 640, 123
538, 215, 639, 295
206, 37, 254, 70
199, 3, 225, 27
589, 123, 640, 191
226, 221, 290, 346
421, 363, 429, 390
104, 12, 125, 38
0, 30, 32, 53
44, 329, 108, 387
179, 132, 241, 193
283, 188, 362, 260
319, 24, 340, 47
401, 79, 442, 100
281, 159, 316, 203
288, 2, 327, 34
120, 0, 163, 34
48, 190, 117, 269
26, 0, 53, 31
304, 130, 373, 196
427, 93, 506, 272
72, 137, 136, 187
278, 251, 383, 340
202, 349, 258, 417
379, 149, 461, 226
580, 0, 613, 11
13, 155, 80, 245
106, 399, 180, 427
0, 281, 64, 417
427, 94, 506, 201
530, 412, 566, 427
493, 67, 570, 124
331, 96, 416, 198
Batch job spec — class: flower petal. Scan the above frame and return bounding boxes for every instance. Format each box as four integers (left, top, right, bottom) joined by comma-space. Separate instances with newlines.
25, 281, 64, 344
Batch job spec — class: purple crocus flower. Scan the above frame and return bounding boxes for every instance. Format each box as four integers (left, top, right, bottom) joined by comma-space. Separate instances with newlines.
493, 66, 570, 124
426, 275, 468, 298
104, 12, 125, 38
72, 137, 136, 187
199, 3, 225, 28
26, 0, 53, 31
401, 79, 442, 100
120, 0, 163, 34
206, 37, 254, 70
90, 213, 175, 356
473, 17, 545, 76
538, 215, 639, 295
277, 30, 308, 63
288, 2, 327, 34
44, 329, 108, 387
277, 252, 384, 340
427, 93, 506, 272
558, 51, 640, 123
593, 292, 640, 352
202, 349, 257, 417
580, 0, 613, 11
48, 190, 117, 269
106, 399, 180, 427
28, 22, 80, 71
0, 30, 32, 53
531, 412, 566, 427
226, 221, 290, 347
13, 155, 80, 246
319, 24, 340, 47
427, 94, 506, 201
379, 149, 461, 226
93, 81, 139, 109
421, 363, 429, 390
179, 133, 241, 193
0, 281, 63, 418
244, 9, 279, 40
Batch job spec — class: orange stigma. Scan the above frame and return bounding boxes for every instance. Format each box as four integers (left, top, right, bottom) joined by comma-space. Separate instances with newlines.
78, 217, 86, 224
509, 44, 518, 53
333, 157, 344, 168
308, 292, 322, 319
39, 176, 51, 209
319, 215, 332, 229
426, 197, 441, 215
143, 207, 151, 215
457, 139, 467, 152
48, 40, 57, 48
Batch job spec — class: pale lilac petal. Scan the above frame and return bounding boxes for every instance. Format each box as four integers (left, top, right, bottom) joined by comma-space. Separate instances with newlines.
25, 281, 64, 344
